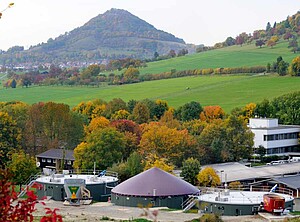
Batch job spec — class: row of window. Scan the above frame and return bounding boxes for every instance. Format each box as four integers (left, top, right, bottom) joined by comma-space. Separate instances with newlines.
266, 145, 300, 155
263, 132, 299, 141
41, 158, 72, 165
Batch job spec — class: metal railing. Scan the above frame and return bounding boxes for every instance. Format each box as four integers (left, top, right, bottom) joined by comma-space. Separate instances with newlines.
181, 191, 201, 211
199, 185, 294, 197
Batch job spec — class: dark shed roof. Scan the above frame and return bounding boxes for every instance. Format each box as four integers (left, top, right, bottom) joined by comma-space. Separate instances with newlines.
273, 175, 300, 190
112, 167, 199, 197
36, 149, 74, 161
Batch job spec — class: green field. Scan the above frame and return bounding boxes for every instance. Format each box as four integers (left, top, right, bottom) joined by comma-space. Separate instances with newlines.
1, 74, 299, 112
136, 41, 297, 75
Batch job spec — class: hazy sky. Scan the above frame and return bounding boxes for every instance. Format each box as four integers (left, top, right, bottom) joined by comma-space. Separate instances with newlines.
0, 0, 298, 50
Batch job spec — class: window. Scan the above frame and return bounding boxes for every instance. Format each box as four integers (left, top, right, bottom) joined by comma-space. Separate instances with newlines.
47, 159, 51, 163
42, 159, 46, 162
53, 159, 56, 163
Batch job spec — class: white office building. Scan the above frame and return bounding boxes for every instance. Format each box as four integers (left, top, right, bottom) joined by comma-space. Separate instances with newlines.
249, 118, 300, 156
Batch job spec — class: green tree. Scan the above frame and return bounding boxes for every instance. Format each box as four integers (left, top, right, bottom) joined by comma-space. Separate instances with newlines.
8, 151, 39, 189
0, 112, 21, 167
180, 158, 201, 185
224, 37, 236, 46
176, 101, 203, 121
127, 151, 144, 177
255, 99, 272, 118
74, 127, 125, 169
277, 60, 289, 76
197, 167, 220, 187
256, 145, 266, 161
271, 91, 300, 125
104, 98, 128, 119
224, 115, 254, 161
127, 99, 138, 113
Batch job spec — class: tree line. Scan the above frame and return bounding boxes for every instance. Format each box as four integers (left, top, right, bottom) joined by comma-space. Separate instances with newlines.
3, 53, 300, 89
0, 91, 299, 184
204, 11, 300, 53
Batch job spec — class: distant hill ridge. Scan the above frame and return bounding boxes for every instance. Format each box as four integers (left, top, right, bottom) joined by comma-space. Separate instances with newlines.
1, 8, 189, 65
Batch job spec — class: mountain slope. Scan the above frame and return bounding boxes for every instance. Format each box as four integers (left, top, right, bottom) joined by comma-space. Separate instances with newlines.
1, 9, 189, 64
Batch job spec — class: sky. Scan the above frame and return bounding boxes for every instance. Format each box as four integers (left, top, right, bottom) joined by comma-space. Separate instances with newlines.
0, 0, 299, 50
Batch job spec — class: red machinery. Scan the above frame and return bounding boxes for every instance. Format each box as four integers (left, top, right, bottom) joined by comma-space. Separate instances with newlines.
263, 193, 285, 214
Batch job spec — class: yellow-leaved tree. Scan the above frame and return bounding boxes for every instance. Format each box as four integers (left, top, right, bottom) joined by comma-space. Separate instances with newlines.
197, 167, 220, 187
144, 154, 174, 174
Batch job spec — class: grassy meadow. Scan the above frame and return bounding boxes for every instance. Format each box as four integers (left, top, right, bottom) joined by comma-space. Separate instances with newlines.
1, 74, 299, 113
137, 41, 296, 75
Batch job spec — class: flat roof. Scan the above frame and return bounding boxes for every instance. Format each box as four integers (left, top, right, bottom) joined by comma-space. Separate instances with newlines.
206, 162, 300, 182
36, 174, 118, 185
199, 191, 293, 205
250, 125, 300, 130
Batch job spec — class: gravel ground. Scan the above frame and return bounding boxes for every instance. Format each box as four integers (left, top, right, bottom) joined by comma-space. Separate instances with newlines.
33, 200, 295, 222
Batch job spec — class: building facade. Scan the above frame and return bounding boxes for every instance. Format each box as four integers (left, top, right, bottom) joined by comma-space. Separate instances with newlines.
249, 118, 300, 156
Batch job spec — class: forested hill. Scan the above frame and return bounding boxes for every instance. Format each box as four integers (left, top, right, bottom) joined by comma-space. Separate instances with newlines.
1, 8, 190, 65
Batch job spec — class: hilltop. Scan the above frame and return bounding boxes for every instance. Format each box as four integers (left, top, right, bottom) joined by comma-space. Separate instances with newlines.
0, 9, 190, 65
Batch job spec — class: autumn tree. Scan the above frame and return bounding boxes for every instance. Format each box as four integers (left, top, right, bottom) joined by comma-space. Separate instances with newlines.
8, 151, 39, 190
0, 112, 21, 167
111, 109, 130, 120
123, 66, 140, 83
144, 156, 174, 173
197, 167, 220, 187
85, 116, 110, 134
159, 109, 181, 129
80, 64, 101, 79
139, 123, 197, 166
0, 102, 29, 149
267, 39, 276, 48
200, 106, 225, 122
180, 158, 201, 185
72, 99, 107, 121
289, 56, 300, 76
131, 102, 150, 124
242, 103, 257, 121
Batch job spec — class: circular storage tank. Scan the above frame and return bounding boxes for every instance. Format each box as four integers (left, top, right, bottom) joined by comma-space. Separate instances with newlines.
198, 190, 294, 216
111, 167, 199, 209
35, 171, 118, 201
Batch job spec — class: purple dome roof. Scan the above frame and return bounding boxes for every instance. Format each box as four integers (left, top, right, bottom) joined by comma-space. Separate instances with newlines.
112, 167, 199, 197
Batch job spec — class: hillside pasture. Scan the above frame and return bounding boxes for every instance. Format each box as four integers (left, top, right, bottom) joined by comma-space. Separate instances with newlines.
137, 41, 296, 75
0, 74, 299, 112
